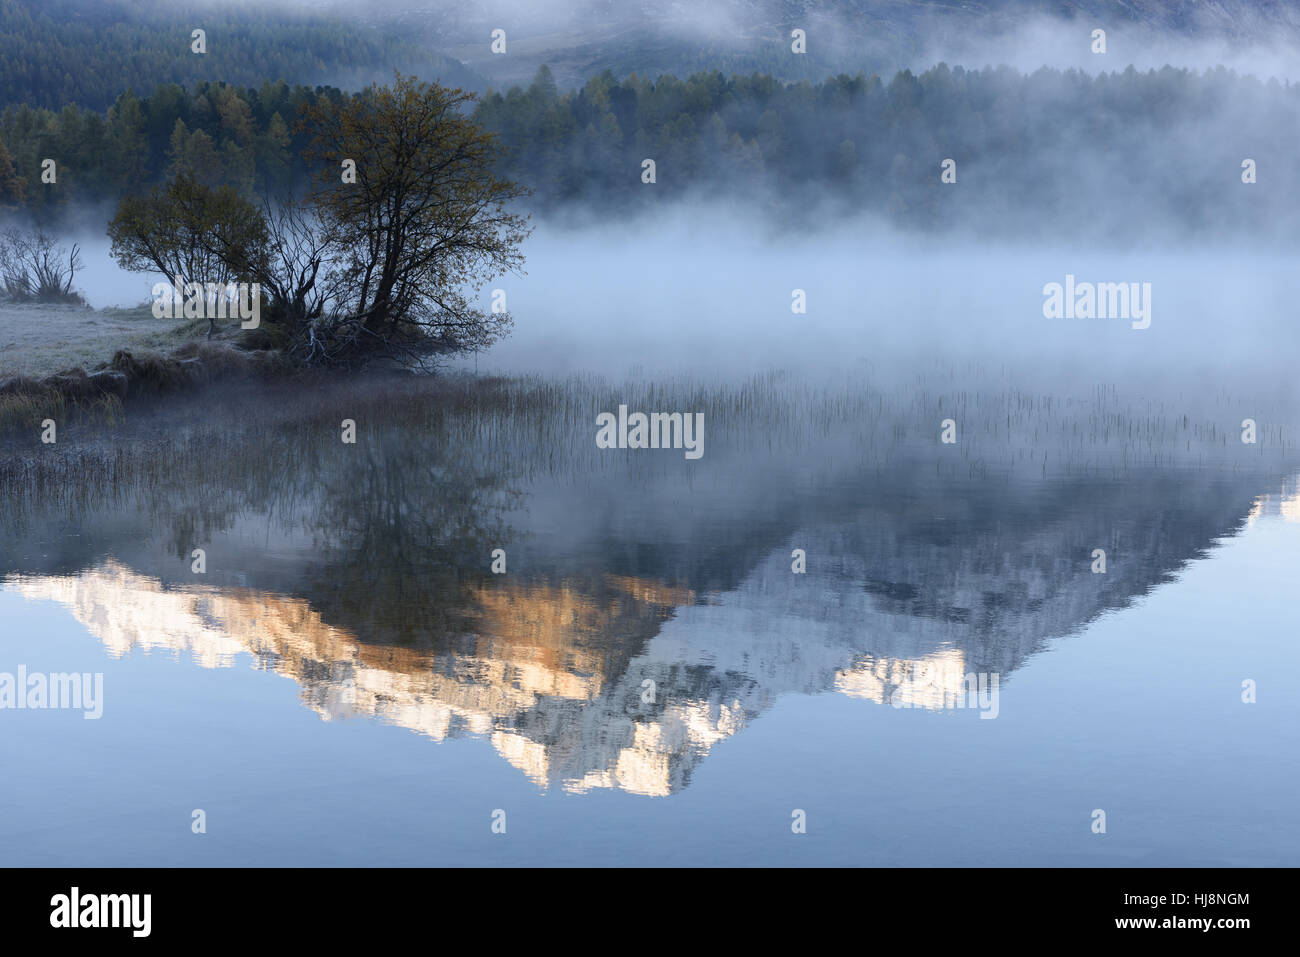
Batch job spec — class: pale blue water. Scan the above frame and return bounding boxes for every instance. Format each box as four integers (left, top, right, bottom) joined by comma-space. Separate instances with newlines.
1, 375, 1297, 866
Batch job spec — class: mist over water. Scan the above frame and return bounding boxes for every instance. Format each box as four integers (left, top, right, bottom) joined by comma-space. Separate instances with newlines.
4, 0, 1300, 875
450, 206, 1299, 408
46, 200, 1300, 421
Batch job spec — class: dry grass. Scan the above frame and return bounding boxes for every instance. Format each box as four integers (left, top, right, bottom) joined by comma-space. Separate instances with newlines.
104, 340, 267, 393
0, 386, 124, 436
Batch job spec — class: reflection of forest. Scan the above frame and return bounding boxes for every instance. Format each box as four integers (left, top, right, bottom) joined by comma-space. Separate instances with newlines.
5, 410, 1295, 793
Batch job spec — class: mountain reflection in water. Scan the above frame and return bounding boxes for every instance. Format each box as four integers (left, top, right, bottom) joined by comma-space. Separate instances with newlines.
2, 373, 1296, 797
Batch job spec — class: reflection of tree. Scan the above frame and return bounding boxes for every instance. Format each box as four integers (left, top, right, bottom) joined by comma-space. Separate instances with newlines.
4, 414, 1299, 795
0, 419, 525, 644
4, 367, 1300, 803
300, 430, 523, 646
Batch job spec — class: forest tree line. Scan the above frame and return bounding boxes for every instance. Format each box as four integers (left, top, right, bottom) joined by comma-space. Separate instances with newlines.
1, 63, 1298, 237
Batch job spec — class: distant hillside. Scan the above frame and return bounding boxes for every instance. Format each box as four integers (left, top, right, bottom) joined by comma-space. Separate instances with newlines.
0, 0, 486, 111
378, 0, 1300, 89
4, 63, 1297, 241
4, 0, 1297, 114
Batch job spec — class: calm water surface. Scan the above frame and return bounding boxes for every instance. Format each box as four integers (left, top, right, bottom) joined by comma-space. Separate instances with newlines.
1, 372, 1297, 865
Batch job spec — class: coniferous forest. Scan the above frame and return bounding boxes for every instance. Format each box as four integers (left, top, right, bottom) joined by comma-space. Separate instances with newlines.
2, 61, 1297, 239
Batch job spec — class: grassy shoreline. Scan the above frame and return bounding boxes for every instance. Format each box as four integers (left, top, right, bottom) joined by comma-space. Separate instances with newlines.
0, 302, 284, 435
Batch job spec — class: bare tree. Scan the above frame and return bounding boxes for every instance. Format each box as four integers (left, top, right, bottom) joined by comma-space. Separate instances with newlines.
0, 227, 83, 303
247, 198, 347, 362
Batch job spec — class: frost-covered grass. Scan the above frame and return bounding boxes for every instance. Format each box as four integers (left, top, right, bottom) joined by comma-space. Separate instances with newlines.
0, 302, 203, 379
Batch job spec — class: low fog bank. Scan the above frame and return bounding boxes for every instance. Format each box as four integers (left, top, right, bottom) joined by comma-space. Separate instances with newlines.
457, 203, 1299, 406
16, 203, 1298, 415
475, 62, 1300, 246
349, 1, 1300, 89
911, 15, 1300, 84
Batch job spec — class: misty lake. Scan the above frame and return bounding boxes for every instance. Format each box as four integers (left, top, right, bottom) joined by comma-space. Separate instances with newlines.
6, 0, 1300, 908
2, 348, 1298, 866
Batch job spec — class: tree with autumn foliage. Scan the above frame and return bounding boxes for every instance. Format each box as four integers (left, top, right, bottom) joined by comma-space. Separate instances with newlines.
0, 137, 23, 208
296, 73, 532, 365
106, 74, 531, 368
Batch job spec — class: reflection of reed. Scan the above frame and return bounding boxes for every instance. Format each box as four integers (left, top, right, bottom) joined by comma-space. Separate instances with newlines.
6, 450, 1293, 795
2, 373, 1298, 796
4, 371, 1296, 535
